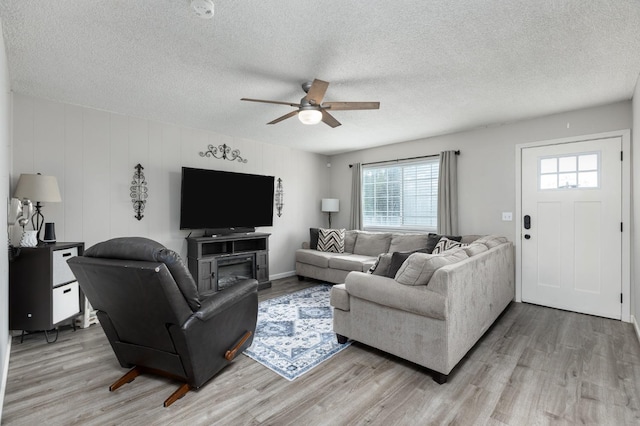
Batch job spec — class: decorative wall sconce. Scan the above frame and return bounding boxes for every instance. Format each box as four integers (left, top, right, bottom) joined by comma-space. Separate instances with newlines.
275, 178, 284, 217
199, 143, 248, 163
130, 164, 148, 221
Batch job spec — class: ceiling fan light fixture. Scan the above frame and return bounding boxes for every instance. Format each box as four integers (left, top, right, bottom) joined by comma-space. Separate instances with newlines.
298, 109, 322, 125
191, 0, 214, 19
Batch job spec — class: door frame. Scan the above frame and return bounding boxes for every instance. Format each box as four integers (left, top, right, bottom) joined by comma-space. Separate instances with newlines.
515, 129, 631, 322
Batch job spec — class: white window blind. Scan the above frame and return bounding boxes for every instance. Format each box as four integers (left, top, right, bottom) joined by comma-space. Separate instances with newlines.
362, 158, 439, 231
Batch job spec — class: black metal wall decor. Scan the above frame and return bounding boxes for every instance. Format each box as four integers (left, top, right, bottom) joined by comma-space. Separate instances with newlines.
199, 143, 248, 163
275, 178, 284, 217
131, 163, 148, 221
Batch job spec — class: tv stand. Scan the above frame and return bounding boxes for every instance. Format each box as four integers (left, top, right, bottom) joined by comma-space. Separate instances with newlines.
187, 233, 271, 292
205, 227, 255, 237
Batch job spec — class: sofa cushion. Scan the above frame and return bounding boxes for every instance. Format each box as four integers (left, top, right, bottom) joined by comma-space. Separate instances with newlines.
368, 253, 393, 276
345, 272, 446, 320
330, 284, 350, 311
329, 254, 376, 272
296, 249, 341, 268
317, 228, 346, 253
394, 249, 469, 286
425, 233, 462, 253
345, 230, 358, 253
353, 232, 392, 256
463, 242, 489, 257
388, 233, 429, 253
474, 235, 508, 248
432, 237, 468, 254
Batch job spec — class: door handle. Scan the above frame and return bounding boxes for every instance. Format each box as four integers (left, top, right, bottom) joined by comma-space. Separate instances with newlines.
524, 215, 531, 229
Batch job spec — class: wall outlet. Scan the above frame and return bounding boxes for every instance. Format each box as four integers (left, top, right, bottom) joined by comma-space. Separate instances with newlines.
502, 212, 513, 221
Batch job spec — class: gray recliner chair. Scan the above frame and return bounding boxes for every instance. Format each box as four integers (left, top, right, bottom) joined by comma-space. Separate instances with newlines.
67, 237, 258, 407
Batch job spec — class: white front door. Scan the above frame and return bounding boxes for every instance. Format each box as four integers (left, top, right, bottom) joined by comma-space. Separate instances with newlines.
521, 137, 622, 319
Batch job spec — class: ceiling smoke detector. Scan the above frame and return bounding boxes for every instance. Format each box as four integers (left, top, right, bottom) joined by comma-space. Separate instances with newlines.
191, 0, 214, 19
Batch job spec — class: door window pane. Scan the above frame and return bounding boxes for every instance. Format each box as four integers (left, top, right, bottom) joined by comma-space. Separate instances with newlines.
540, 158, 557, 173
578, 154, 598, 171
539, 152, 600, 190
559, 156, 577, 172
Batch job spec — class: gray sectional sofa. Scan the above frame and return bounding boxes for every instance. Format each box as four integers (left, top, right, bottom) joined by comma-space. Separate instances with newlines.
295, 230, 475, 284
329, 234, 515, 383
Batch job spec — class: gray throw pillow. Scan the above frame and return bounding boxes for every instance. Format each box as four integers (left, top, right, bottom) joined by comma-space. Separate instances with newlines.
368, 253, 393, 276
386, 248, 428, 278
394, 250, 469, 286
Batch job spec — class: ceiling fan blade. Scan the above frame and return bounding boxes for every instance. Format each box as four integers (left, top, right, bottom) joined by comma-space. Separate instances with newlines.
304, 79, 330, 105
267, 110, 298, 125
322, 101, 380, 111
241, 98, 301, 107
321, 110, 341, 128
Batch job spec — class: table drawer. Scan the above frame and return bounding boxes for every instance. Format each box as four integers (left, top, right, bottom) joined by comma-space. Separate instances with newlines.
53, 247, 79, 286
52, 281, 80, 324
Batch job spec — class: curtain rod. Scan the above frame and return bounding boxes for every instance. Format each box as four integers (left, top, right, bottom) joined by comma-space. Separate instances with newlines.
348, 150, 460, 168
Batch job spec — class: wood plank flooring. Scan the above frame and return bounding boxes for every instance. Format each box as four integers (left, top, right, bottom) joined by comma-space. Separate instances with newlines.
3, 277, 640, 425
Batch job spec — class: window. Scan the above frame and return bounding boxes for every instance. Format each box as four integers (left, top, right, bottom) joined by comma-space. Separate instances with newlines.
362, 158, 439, 231
539, 152, 599, 190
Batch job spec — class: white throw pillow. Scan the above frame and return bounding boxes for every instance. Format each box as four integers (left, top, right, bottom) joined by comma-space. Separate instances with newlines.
317, 228, 346, 253
432, 237, 468, 254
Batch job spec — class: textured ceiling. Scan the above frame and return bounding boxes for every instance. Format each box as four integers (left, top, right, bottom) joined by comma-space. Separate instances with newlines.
1, 0, 640, 155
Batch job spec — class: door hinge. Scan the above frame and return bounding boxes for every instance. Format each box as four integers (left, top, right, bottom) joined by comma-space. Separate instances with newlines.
621, 222, 624, 232
621, 151, 623, 161
621, 293, 623, 303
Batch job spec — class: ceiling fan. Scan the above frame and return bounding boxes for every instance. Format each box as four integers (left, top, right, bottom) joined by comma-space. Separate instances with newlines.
241, 79, 380, 128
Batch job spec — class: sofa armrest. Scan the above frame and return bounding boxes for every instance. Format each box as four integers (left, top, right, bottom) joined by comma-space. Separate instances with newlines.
194, 279, 258, 322
345, 272, 446, 320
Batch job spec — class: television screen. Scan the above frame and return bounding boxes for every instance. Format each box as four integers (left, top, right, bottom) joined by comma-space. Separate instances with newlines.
180, 167, 275, 231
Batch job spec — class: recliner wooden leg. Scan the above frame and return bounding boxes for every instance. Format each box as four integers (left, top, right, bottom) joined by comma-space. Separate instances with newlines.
109, 366, 142, 391
225, 330, 253, 361
336, 334, 348, 344
164, 383, 191, 407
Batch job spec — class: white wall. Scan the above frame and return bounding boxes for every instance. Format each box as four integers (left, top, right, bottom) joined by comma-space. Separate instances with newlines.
329, 101, 635, 321
10, 94, 330, 277
0, 18, 11, 421
329, 101, 632, 242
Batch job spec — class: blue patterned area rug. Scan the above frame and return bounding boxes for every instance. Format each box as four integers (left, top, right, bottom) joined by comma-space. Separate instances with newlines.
243, 284, 352, 381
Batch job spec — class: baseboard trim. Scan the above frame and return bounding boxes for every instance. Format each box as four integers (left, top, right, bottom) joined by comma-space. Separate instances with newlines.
631, 315, 640, 344
0, 334, 12, 423
269, 270, 296, 281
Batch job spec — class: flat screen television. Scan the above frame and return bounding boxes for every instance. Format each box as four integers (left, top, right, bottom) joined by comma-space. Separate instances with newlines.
180, 167, 275, 233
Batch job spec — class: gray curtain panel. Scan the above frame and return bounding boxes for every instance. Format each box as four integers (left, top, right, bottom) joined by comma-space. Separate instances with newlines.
437, 151, 458, 235
349, 163, 362, 230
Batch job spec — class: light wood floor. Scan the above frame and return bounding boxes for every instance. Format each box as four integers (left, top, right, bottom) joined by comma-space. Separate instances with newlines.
3, 277, 640, 425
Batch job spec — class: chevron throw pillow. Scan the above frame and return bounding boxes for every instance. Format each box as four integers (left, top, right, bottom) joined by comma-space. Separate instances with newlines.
317, 228, 346, 253
432, 237, 468, 254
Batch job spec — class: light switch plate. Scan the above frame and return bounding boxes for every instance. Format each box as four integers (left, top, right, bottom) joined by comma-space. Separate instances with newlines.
502, 212, 513, 221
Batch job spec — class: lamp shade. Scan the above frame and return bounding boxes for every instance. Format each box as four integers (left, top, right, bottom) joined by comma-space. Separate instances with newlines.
14, 174, 62, 203
321, 198, 339, 213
